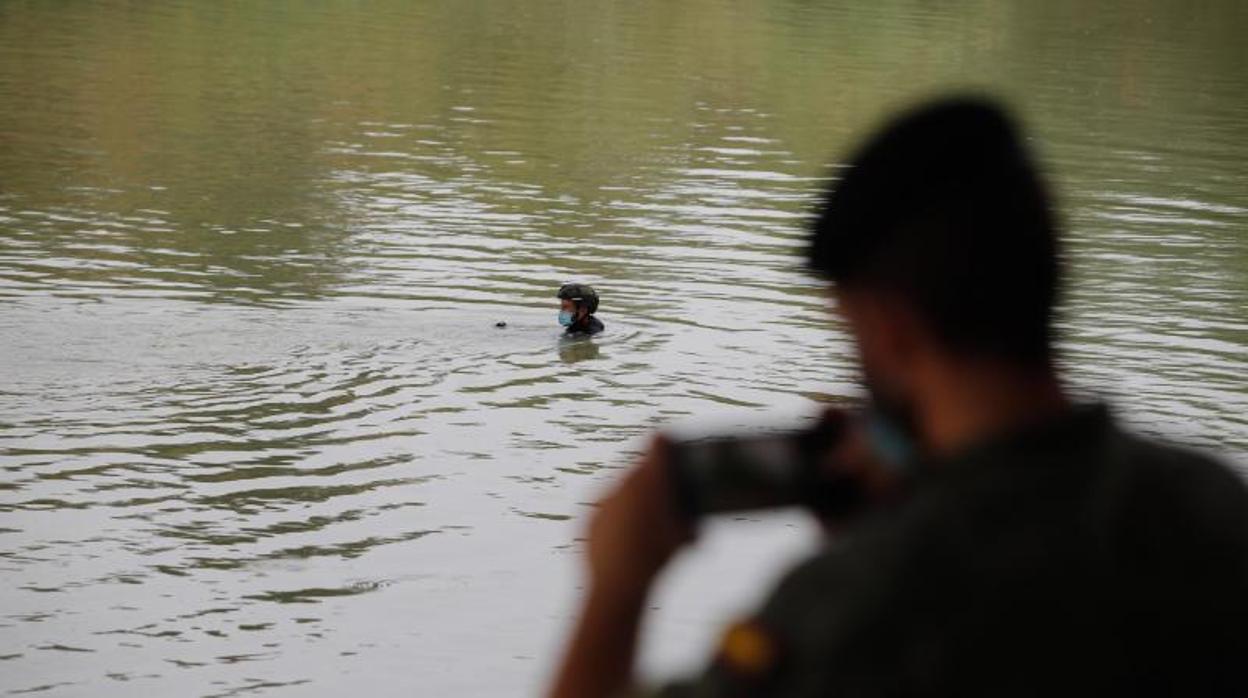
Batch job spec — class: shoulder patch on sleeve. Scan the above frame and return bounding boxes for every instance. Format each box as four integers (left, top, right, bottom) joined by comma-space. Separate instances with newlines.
715, 619, 779, 677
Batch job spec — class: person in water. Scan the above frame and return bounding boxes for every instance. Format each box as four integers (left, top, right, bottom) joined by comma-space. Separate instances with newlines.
557, 283, 604, 335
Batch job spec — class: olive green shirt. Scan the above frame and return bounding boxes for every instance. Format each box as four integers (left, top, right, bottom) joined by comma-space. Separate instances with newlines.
651, 405, 1248, 697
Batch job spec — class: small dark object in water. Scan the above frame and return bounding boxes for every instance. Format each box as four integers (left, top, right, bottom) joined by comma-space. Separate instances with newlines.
495, 321, 507, 328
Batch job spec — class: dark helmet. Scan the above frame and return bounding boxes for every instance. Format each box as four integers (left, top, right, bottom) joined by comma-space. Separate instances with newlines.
557, 282, 600, 314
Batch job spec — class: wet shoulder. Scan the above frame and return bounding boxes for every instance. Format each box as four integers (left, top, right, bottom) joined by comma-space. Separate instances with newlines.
564, 315, 605, 336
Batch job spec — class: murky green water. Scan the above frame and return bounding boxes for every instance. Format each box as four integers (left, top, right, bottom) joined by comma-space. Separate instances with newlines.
1, 1, 1245, 695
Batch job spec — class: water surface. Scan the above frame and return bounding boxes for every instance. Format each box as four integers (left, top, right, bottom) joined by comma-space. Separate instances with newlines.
2, 2, 1246, 695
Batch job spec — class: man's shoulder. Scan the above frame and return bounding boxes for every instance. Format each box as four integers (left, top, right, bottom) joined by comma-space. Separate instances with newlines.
564, 315, 605, 336
958, 407, 1248, 519
1107, 429, 1248, 540
1128, 434, 1239, 475
761, 426, 1248, 602
1106, 426, 1247, 500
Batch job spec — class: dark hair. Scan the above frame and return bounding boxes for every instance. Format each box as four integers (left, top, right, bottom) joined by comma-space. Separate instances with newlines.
808, 97, 1060, 364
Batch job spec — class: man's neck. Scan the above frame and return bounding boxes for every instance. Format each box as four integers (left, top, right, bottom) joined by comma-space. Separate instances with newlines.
916, 357, 1068, 458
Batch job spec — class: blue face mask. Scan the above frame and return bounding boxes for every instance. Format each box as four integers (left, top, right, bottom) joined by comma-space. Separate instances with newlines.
558, 310, 575, 327
865, 408, 917, 473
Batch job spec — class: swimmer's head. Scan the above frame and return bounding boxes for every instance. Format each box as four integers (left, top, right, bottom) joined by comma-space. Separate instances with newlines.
557, 283, 599, 327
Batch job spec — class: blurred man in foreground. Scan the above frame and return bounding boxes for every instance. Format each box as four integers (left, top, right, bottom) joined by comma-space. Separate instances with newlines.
548, 97, 1248, 697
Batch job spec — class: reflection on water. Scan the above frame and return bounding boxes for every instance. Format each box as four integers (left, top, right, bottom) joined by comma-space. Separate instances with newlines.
558, 337, 601, 364
1, 1, 1245, 695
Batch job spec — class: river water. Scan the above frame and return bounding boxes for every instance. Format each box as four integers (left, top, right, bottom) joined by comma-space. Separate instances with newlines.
1, 2, 1245, 696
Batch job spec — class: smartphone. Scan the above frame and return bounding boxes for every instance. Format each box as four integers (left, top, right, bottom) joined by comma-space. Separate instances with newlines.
663, 412, 862, 519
